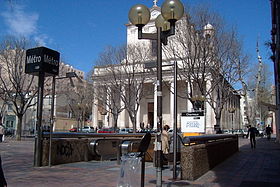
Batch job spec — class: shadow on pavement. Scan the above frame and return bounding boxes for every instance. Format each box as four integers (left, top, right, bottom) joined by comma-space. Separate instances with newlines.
194, 137, 280, 187
1, 136, 280, 187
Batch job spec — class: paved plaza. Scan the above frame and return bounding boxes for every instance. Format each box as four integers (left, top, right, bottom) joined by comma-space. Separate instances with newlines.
1, 136, 280, 187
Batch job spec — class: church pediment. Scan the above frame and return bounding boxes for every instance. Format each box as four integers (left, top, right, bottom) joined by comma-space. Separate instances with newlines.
150, 7, 161, 20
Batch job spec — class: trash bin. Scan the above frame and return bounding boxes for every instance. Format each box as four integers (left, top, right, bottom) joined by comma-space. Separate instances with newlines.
117, 152, 141, 187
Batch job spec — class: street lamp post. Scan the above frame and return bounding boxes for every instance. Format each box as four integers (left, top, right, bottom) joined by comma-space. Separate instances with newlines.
163, 61, 179, 179
128, 1, 184, 186
48, 72, 79, 167
172, 61, 178, 179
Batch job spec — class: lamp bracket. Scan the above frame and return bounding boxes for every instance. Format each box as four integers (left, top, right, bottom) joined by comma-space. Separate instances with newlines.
137, 20, 176, 45
138, 27, 157, 40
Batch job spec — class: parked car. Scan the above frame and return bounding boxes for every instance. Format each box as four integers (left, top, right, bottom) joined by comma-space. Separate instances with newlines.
119, 128, 133, 133
233, 129, 247, 138
42, 125, 50, 132
222, 129, 231, 134
97, 128, 116, 133
81, 126, 95, 133
257, 129, 264, 137
137, 129, 157, 133
4, 128, 15, 136
69, 127, 78, 132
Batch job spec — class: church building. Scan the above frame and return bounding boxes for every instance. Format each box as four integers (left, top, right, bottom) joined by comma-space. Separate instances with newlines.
91, 2, 241, 134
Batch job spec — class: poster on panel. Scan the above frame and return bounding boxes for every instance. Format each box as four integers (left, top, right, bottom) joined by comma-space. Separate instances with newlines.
181, 112, 205, 133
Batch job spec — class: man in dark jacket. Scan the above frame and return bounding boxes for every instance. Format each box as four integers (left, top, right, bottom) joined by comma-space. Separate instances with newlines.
0, 124, 4, 143
265, 125, 273, 140
0, 155, 7, 187
247, 125, 258, 149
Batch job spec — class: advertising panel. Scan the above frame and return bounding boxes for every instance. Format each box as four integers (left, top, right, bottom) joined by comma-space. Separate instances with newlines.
181, 112, 205, 133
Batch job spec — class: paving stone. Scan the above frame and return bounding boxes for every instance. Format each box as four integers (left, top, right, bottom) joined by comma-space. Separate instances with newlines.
1, 137, 280, 186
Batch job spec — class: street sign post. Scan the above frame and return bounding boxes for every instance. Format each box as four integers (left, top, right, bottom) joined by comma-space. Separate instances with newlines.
25, 47, 60, 76
25, 46, 60, 167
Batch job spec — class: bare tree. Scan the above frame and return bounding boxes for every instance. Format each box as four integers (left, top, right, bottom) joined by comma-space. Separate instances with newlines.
0, 91, 8, 125
164, 5, 247, 130
254, 54, 274, 126
120, 44, 151, 132
207, 29, 247, 129
93, 84, 123, 130
93, 45, 126, 129
49, 63, 93, 131
0, 36, 37, 140
240, 46, 274, 128
66, 80, 93, 131
93, 44, 152, 132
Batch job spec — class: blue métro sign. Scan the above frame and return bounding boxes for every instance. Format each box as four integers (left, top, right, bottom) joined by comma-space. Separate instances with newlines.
25, 46, 60, 76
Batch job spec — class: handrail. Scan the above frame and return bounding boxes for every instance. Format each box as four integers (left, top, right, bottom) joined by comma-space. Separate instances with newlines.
42, 132, 155, 139
182, 134, 237, 145
88, 139, 99, 156
43, 132, 235, 144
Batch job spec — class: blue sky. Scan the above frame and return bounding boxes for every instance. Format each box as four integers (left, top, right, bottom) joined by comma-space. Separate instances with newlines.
0, 0, 272, 76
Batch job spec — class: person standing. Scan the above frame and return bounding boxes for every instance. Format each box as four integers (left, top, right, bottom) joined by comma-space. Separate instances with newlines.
265, 125, 273, 140
247, 125, 258, 149
0, 155, 7, 187
0, 124, 4, 143
162, 125, 170, 155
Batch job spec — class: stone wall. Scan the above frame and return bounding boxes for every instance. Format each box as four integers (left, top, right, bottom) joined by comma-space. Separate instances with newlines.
54, 118, 77, 132
42, 138, 94, 166
181, 138, 238, 180
41, 138, 155, 166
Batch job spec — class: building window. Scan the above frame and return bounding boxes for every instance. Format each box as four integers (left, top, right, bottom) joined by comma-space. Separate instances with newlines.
8, 103, 13, 111
6, 121, 14, 128
49, 96, 52, 105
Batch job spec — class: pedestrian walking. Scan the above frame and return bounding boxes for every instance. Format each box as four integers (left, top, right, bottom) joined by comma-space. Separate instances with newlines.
247, 125, 258, 149
216, 128, 222, 134
265, 125, 273, 140
0, 124, 4, 143
0, 155, 7, 187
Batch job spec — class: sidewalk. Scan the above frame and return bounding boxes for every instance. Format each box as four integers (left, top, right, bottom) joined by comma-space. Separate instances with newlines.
1, 136, 280, 187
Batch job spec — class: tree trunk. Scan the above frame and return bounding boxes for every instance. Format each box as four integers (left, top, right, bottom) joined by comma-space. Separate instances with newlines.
127, 109, 137, 133
16, 114, 23, 141
113, 114, 118, 129
214, 86, 223, 132
214, 109, 222, 133
77, 119, 80, 132
130, 114, 137, 133
215, 115, 221, 131
132, 117, 136, 133
82, 111, 85, 128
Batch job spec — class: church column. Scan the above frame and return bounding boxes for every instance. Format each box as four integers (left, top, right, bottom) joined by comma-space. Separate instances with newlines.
170, 81, 174, 129
119, 86, 126, 128
205, 80, 213, 133
187, 81, 192, 111
137, 104, 141, 129
104, 86, 111, 127
92, 83, 99, 129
